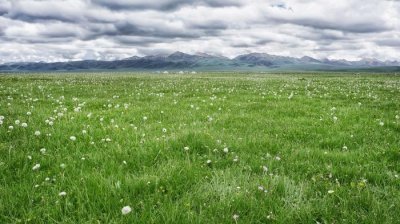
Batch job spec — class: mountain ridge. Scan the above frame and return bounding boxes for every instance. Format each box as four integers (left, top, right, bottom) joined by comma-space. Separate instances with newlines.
0, 51, 399, 72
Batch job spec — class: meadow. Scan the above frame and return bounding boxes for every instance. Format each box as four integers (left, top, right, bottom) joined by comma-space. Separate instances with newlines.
0, 72, 399, 223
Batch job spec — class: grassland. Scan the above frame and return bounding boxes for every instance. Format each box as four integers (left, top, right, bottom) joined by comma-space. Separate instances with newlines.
0, 72, 399, 223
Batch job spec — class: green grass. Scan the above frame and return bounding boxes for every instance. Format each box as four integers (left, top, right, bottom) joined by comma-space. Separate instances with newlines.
0, 72, 399, 223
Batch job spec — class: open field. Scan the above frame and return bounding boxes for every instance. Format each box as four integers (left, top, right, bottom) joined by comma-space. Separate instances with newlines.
0, 72, 399, 223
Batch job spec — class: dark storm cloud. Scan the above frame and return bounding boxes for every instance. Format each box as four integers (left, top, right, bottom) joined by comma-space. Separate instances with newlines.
39, 30, 81, 39
231, 43, 256, 48
112, 22, 199, 38
375, 39, 400, 47
286, 18, 390, 33
188, 21, 229, 31
0, 1, 10, 15
7, 13, 76, 23
0, 9, 7, 16
114, 36, 163, 46
254, 39, 274, 45
91, 0, 242, 11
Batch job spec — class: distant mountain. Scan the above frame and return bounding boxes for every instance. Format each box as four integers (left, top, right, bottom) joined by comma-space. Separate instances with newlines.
300, 56, 321, 63
234, 53, 301, 67
0, 51, 399, 72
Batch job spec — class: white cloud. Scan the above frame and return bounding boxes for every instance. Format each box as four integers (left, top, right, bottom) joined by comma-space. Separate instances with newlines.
0, 0, 399, 63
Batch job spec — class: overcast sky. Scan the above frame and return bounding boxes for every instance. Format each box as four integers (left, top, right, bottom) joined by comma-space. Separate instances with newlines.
0, 0, 399, 63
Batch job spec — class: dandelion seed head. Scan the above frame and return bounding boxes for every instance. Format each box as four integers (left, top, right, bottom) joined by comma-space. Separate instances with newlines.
121, 206, 132, 215
32, 163, 40, 171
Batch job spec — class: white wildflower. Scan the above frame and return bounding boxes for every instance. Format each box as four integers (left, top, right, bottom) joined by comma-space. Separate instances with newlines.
32, 163, 40, 171
121, 206, 132, 215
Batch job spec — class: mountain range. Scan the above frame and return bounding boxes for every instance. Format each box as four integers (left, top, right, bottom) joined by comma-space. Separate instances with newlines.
1, 51, 399, 72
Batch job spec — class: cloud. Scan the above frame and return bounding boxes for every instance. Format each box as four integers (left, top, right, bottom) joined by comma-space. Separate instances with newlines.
4, 0, 88, 22
270, 3, 293, 11
375, 38, 400, 47
0, 0, 399, 63
91, 0, 243, 11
